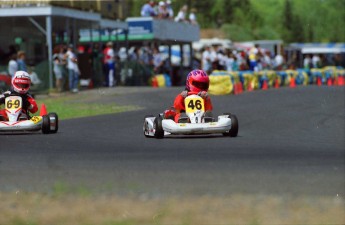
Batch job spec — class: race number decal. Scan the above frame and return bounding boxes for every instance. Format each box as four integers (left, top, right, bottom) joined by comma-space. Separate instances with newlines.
5, 96, 22, 110
30, 116, 42, 124
185, 96, 205, 113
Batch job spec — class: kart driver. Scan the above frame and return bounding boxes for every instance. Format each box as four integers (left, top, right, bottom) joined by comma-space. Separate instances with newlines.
0, 71, 38, 121
165, 69, 213, 122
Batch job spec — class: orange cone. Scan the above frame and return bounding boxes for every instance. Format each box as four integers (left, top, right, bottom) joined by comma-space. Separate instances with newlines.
274, 78, 280, 88
152, 77, 158, 88
316, 77, 322, 86
40, 103, 48, 116
238, 82, 243, 94
289, 77, 296, 88
262, 80, 268, 90
233, 82, 239, 95
327, 77, 333, 86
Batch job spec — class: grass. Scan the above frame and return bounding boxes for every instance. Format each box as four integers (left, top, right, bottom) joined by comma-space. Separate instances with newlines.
0, 191, 344, 225
34, 93, 140, 120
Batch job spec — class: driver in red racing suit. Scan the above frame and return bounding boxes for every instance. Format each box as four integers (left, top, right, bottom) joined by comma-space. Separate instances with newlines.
164, 69, 213, 122
0, 71, 38, 121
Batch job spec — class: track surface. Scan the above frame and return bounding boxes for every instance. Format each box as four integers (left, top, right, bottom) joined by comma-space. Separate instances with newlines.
0, 86, 344, 197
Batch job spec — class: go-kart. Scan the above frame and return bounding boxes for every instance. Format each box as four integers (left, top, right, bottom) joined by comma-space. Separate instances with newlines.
143, 92, 238, 138
0, 95, 58, 134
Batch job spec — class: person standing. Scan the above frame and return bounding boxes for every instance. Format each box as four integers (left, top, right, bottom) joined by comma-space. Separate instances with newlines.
8, 53, 18, 77
141, 0, 156, 17
103, 42, 116, 87
17, 51, 27, 72
202, 45, 212, 74
174, 5, 188, 22
53, 46, 65, 92
65, 44, 79, 93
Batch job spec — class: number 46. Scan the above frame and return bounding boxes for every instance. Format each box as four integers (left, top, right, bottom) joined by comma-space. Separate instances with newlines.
188, 99, 202, 110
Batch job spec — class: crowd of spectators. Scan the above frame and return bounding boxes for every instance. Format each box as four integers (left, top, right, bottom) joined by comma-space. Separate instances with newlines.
141, 0, 197, 25
199, 44, 343, 75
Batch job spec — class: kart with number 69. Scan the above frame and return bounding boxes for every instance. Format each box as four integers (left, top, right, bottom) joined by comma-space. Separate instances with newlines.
0, 95, 58, 134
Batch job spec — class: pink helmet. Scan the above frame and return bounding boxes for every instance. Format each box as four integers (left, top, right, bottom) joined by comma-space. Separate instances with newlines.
186, 69, 209, 92
12, 71, 31, 94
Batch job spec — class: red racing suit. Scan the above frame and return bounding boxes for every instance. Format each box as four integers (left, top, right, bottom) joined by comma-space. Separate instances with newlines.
172, 92, 213, 123
0, 90, 38, 121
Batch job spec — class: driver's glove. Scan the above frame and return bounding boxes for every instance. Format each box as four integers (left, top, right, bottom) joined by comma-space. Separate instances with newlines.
198, 91, 209, 99
180, 90, 188, 98
0, 91, 11, 100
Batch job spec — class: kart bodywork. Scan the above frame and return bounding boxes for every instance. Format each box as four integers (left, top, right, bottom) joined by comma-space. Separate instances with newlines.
143, 94, 239, 138
0, 95, 58, 134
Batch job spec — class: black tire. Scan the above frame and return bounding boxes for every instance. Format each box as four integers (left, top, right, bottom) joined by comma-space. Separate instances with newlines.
153, 114, 164, 139
222, 113, 239, 137
41, 115, 50, 134
143, 115, 154, 137
48, 112, 59, 133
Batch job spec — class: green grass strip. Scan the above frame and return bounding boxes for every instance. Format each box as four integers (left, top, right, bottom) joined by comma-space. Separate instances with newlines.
35, 95, 139, 120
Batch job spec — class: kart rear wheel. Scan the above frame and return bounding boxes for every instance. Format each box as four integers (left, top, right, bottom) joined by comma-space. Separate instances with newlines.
143, 115, 154, 137
48, 112, 59, 133
222, 113, 239, 137
42, 115, 50, 134
153, 114, 164, 139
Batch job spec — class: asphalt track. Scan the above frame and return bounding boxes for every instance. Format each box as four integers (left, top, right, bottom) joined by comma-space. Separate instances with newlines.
0, 86, 344, 198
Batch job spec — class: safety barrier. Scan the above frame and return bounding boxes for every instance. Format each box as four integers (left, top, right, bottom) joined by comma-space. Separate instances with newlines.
151, 74, 172, 88
206, 66, 344, 95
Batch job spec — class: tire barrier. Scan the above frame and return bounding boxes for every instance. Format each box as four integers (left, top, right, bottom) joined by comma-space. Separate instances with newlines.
151, 74, 172, 87
207, 66, 344, 95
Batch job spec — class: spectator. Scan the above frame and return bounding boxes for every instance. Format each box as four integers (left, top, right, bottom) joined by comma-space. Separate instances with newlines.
312, 54, 321, 68
174, 5, 188, 22
262, 51, 273, 70
8, 53, 18, 77
141, 0, 156, 17
17, 51, 27, 72
157, 1, 170, 19
152, 47, 164, 74
202, 45, 212, 74
189, 8, 198, 25
274, 53, 284, 71
225, 51, 238, 72
53, 46, 65, 92
248, 44, 259, 71
28, 66, 42, 91
103, 42, 116, 87
91, 43, 103, 87
303, 54, 312, 69
65, 44, 79, 93
165, 0, 174, 19
129, 46, 141, 62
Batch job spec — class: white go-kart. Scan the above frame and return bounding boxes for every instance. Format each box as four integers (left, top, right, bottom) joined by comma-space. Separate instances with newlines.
143, 92, 239, 138
0, 95, 58, 134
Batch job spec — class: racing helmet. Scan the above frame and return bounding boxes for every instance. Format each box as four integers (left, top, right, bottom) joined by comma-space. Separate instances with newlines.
12, 71, 31, 94
186, 69, 209, 92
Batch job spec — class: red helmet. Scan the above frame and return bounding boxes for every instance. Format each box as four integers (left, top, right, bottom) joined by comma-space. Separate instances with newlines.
12, 71, 31, 94
186, 69, 209, 92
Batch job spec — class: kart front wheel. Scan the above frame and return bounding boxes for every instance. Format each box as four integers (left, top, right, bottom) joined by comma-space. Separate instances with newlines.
143, 115, 154, 138
42, 115, 50, 134
42, 113, 59, 134
48, 112, 59, 133
222, 113, 239, 137
153, 114, 164, 139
